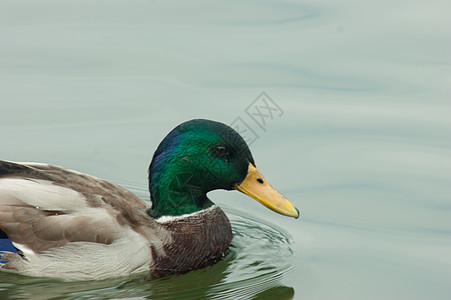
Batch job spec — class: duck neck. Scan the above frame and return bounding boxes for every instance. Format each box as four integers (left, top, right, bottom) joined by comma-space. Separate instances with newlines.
148, 164, 213, 218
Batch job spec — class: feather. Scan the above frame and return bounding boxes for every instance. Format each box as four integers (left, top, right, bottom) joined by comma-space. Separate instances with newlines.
0, 160, 232, 280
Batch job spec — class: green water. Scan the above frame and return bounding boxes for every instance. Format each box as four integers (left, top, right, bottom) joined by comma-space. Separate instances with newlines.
1, 0, 450, 299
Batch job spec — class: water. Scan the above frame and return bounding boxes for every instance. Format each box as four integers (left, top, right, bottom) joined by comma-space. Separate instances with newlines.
1, 0, 450, 299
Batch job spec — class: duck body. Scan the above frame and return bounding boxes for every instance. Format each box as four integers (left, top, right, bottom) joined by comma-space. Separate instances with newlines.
0, 119, 297, 280
0, 161, 231, 280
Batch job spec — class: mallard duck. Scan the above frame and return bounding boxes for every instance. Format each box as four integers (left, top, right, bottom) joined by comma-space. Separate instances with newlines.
0, 119, 299, 280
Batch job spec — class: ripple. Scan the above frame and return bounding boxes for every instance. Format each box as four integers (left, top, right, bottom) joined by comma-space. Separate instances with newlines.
205, 209, 296, 299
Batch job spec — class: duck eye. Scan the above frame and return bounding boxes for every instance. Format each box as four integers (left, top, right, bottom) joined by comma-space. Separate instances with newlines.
212, 145, 230, 157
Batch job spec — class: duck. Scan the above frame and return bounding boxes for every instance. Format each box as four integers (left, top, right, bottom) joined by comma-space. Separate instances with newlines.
0, 119, 299, 280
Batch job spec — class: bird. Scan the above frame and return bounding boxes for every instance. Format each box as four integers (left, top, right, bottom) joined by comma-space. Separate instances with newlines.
0, 119, 299, 280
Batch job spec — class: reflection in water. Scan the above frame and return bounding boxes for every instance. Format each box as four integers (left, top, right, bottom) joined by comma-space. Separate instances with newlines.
0, 208, 296, 300
253, 286, 295, 300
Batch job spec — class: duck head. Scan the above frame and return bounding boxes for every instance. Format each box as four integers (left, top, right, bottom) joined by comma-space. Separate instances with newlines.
148, 119, 299, 219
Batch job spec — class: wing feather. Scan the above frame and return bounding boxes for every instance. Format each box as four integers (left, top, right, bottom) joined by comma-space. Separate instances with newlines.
0, 160, 154, 256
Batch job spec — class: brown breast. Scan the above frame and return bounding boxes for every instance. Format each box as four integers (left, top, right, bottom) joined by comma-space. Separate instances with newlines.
149, 206, 232, 278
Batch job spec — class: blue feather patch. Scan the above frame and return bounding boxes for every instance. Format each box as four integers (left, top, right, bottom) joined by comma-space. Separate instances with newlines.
0, 238, 17, 253
0, 238, 18, 263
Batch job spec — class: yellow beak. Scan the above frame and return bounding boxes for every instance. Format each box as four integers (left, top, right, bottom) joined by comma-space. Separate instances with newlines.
233, 163, 299, 219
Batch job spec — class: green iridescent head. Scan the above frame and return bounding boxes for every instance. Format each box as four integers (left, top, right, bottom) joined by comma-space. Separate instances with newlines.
148, 119, 299, 219
148, 119, 254, 217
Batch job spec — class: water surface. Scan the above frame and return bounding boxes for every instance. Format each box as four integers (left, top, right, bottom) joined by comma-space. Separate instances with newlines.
1, 0, 450, 299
